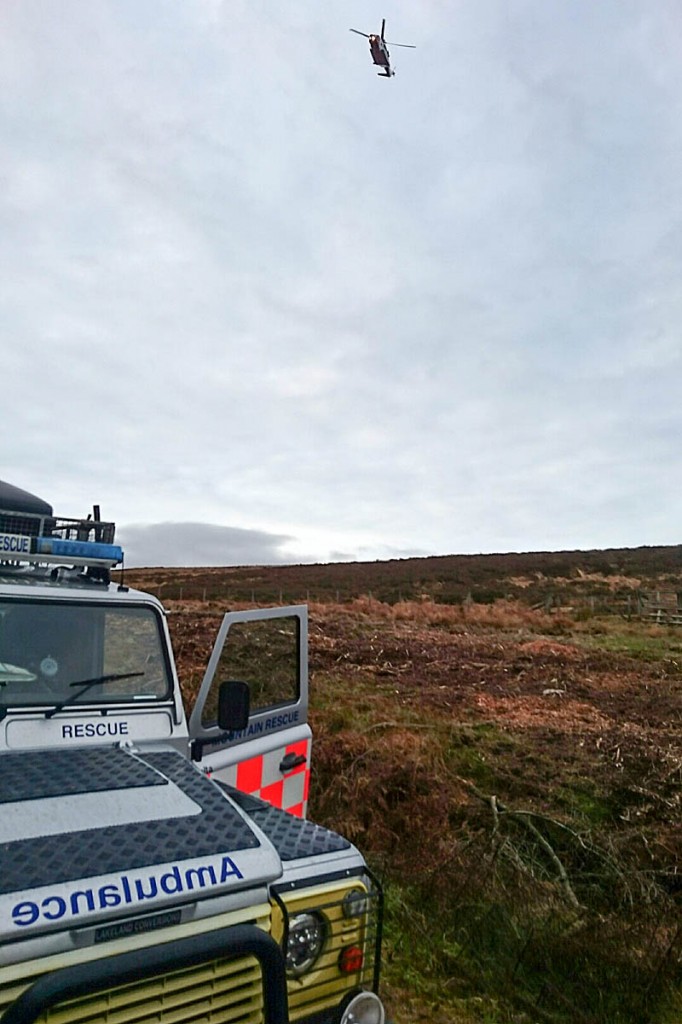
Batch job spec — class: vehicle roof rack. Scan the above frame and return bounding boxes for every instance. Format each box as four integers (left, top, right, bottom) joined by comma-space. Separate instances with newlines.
0, 507, 122, 573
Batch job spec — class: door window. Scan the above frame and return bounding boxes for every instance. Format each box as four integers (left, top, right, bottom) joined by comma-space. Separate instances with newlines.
200, 614, 300, 729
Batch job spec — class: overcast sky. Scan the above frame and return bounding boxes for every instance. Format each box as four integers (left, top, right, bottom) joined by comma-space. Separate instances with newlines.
2, 1, 681, 567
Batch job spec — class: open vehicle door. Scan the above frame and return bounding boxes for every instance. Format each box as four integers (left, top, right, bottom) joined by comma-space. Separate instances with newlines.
188, 606, 311, 817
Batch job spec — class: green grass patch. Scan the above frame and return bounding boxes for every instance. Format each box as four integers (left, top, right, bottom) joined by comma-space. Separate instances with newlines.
557, 779, 615, 826
381, 879, 507, 1024
575, 628, 682, 663
445, 724, 524, 792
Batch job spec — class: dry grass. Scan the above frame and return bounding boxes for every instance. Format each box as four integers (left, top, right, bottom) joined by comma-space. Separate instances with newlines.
335, 595, 574, 633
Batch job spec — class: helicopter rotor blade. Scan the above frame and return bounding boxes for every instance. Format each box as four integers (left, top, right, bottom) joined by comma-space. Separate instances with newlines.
381, 18, 386, 40
386, 41, 416, 48
349, 28, 371, 38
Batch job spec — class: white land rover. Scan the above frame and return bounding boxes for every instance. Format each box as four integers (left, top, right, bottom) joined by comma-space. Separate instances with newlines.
0, 481, 385, 1024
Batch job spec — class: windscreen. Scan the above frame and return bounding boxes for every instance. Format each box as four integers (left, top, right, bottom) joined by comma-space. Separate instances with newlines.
0, 600, 171, 707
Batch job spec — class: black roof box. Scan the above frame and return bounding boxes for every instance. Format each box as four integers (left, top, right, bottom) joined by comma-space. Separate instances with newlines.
0, 481, 53, 516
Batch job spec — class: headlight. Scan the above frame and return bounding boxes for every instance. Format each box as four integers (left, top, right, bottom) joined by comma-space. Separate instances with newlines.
340, 991, 386, 1024
285, 912, 326, 977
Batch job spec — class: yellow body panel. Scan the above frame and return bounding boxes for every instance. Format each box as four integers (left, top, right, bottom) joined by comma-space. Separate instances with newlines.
274, 880, 377, 1021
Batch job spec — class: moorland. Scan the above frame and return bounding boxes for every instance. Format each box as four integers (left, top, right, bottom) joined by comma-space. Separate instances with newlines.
119, 545, 682, 1024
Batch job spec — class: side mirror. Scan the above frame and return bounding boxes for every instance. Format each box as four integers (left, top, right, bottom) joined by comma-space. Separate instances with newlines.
217, 679, 250, 733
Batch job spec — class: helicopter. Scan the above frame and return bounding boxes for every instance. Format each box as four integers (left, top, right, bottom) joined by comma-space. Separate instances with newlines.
349, 18, 415, 78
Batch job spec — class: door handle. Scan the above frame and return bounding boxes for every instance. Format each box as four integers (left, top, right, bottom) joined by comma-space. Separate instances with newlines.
279, 752, 306, 773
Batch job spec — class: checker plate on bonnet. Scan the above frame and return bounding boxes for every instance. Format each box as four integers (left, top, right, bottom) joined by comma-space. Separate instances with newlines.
0, 749, 261, 895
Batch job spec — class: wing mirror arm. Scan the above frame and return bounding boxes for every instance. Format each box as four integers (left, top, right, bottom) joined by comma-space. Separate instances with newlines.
191, 680, 251, 761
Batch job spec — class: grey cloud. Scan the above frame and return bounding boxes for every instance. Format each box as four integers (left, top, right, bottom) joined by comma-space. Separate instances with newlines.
117, 522, 310, 569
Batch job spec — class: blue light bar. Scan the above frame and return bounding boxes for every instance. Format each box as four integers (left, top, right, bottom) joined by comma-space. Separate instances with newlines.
34, 537, 123, 563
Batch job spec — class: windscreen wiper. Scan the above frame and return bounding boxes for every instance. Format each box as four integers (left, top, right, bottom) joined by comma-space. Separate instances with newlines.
44, 672, 144, 718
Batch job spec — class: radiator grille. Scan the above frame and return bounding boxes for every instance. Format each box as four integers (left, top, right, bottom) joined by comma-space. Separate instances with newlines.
7, 956, 263, 1024
0, 909, 270, 1024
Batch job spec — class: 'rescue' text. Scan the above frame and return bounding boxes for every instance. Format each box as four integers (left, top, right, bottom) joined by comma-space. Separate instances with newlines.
62, 721, 129, 738
0, 534, 31, 554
